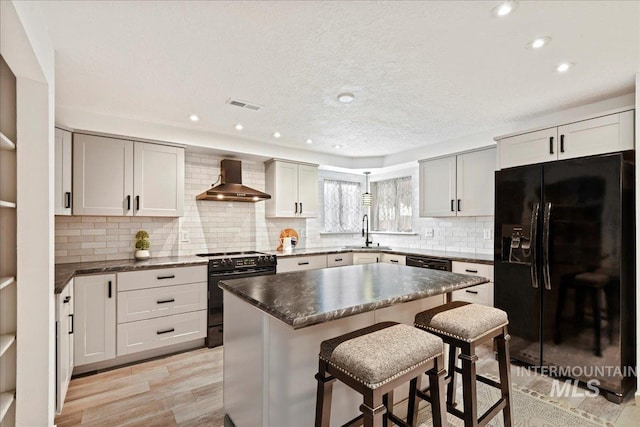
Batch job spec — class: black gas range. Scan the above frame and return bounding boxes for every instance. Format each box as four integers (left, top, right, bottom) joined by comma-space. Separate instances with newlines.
196, 251, 277, 348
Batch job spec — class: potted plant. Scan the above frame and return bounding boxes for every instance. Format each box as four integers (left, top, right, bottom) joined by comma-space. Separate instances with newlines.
134, 230, 150, 260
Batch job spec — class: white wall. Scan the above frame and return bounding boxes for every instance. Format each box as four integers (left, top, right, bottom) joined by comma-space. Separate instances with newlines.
1, 0, 56, 425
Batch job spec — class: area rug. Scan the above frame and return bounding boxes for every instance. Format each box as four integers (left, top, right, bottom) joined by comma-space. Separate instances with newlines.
415, 375, 613, 427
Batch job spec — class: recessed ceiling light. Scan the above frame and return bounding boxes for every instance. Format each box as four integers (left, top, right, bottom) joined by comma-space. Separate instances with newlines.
217, 194, 224, 200
189, 114, 199, 122
337, 92, 355, 103
305, 139, 313, 144
333, 144, 342, 149
526, 37, 551, 49
273, 132, 281, 138
556, 62, 574, 73
491, 1, 517, 17
235, 123, 243, 131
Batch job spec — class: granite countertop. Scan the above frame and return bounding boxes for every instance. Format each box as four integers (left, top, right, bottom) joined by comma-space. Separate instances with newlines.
54, 256, 207, 294
265, 246, 494, 264
219, 263, 488, 329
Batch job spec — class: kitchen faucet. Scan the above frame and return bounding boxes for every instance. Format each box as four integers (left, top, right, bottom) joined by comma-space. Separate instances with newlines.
362, 214, 372, 247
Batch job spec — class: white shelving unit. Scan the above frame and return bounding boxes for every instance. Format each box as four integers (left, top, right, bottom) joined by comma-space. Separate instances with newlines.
0, 53, 17, 426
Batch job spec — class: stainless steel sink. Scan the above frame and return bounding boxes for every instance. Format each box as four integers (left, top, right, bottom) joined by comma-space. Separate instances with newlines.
342, 245, 392, 250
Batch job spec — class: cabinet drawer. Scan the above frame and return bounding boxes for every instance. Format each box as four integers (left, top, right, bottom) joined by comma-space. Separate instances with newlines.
277, 255, 327, 273
118, 265, 207, 291
451, 261, 493, 282
452, 283, 494, 306
117, 282, 206, 323
117, 310, 206, 356
381, 253, 406, 265
327, 253, 353, 267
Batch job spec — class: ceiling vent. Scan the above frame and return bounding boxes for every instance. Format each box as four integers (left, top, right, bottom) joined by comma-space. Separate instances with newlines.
226, 98, 262, 111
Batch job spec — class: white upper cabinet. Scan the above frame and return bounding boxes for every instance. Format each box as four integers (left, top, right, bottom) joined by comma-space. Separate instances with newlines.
54, 128, 73, 215
133, 142, 184, 217
420, 148, 495, 217
265, 160, 318, 218
497, 110, 634, 169
73, 133, 184, 217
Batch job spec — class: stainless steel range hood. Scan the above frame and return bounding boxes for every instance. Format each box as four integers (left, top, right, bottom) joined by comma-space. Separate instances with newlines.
196, 159, 271, 202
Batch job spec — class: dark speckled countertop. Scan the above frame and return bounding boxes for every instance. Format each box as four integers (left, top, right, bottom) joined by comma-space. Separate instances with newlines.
54, 256, 207, 294
265, 246, 494, 265
219, 263, 488, 329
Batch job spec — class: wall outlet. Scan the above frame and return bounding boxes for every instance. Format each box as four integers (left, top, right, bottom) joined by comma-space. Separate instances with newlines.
180, 231, 190, 243
483, 229, 492, 240
425, 228, 434, 238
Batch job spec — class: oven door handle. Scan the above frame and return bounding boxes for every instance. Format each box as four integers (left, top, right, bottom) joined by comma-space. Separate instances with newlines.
210, 268, 275, 278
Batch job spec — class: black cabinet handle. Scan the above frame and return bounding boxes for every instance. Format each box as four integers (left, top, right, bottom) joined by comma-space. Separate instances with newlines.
560, 134, 565, 153
108, 280, 112, 298
465, 290, 479, 295
157, 328, 175, 335
157, 274, 176, 280
65, 192, 72, 209
549, 136, 554, 154
298, 261, 310, 266
457, 199, 461, 212
390, 259, 399, 263
63, 295, 71, 303
450, 200, 454, 212
335, 258, 343, 262
465, 269, 478, 273
69, 314, 74, 334
294, 202, 298, 214
300, 203, 303, 214
136, 195, 140, 211
157, 298, 175, 304
127, 195, 131, 210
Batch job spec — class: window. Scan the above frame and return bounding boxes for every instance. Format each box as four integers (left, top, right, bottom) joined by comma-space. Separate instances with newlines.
323, 180, 361, 232
371, 176, 412, 232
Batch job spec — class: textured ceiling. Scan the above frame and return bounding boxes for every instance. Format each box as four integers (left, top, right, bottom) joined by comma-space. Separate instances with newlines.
38, 1, 638, 158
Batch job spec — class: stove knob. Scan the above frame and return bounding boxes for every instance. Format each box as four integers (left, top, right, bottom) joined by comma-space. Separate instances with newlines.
257, 256, 264, 264
222, 258, 231, 266
269, 256, 276, 264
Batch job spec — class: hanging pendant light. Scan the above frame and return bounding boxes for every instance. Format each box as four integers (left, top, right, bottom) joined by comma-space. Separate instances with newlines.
362, 172, 373, 206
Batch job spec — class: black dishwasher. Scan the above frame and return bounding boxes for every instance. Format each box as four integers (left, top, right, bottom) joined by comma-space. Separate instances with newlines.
405, 256, 451, 271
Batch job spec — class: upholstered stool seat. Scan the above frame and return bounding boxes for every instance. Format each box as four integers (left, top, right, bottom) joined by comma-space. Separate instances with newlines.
414, 301, 513, 427
315, 321, 448, 427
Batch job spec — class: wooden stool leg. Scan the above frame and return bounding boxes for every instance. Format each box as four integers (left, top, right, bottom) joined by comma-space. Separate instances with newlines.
315, 360, 335, 427
446, 344, 459, 407
382, 391, 394, 427
407, 374, 421, 427
460, 346, 479, 427
428, 354, 448, 427
361, 390, 386, 427
496, 328, 514, 427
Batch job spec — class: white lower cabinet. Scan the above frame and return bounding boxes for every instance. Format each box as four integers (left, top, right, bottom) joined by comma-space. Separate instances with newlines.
277, 255, 327, 273
381, 253, 406, 265
353, 253, 381, 265
74, 274, 116, 366
117, 311, 207, 356
326, 253, 353, 267
55, 279, 74, 413
451, 262, 494, 307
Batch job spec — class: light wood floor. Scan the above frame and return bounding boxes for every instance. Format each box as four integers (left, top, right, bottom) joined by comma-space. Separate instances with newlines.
56, 344, 639, 426
55, 347, 225, 427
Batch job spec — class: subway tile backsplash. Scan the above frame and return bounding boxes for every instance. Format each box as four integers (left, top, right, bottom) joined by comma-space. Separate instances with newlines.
54, 149, 493, 263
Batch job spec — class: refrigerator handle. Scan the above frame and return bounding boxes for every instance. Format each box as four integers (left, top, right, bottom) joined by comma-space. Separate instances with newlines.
542, 202, 552, 290
530, 202, 540, 289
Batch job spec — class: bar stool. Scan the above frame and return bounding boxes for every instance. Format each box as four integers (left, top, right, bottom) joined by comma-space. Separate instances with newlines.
413, 301, 513, 427
314, 321, 448, 427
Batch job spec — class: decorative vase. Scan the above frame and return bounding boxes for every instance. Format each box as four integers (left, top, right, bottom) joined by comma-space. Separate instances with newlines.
134, 249, 150, 260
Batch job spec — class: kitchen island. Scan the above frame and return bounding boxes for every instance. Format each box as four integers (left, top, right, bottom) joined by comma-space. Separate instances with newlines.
220, 263, 488, 427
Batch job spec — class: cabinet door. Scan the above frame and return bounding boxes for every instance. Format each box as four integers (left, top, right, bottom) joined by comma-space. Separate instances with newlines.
297, 164, 318, 218
456, 148, 496, 217
73, 134, 134, 216
270, 161, 298, 217
133, 142, 184, 217
558, 111, 634, 161
56, 285, 71, 413
419, 156, 456, 217
498, 128, 557, 169
74, 274, 116, 366
353, 253, 380, 264
54, 128, 72, 215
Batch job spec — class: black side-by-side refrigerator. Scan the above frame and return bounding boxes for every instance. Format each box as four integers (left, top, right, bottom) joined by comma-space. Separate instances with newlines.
494, 151, 635, 403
